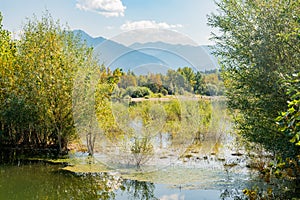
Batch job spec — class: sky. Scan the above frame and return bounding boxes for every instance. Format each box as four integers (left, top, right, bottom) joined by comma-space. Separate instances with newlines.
0, 0, 218, 45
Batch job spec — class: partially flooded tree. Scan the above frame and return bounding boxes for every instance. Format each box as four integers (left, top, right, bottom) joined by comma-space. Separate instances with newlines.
0, 13, 19, 146
130, 136, 154, 169
72, 51, 99, 156
0, 11, 101, 155
16, 12, 93, 153
208, 0, 300, 157
73, 60, 122, 156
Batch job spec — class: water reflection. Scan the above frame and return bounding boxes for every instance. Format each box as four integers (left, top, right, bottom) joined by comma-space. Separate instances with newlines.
121, 180, 157, 200
0, 162, 120, 200
1, 161, 299, 200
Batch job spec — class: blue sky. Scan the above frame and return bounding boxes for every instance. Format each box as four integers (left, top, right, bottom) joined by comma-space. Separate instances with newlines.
0, 0, 218, 45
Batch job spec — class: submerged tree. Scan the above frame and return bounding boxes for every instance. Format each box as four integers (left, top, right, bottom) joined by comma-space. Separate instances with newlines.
130, 136, 154, 169
74, 63, 122, 156
208, 0, 300, 158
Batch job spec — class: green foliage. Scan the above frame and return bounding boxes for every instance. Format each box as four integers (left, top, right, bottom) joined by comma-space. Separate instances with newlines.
16, 12, 88, 151
0, 12, 99, 153
276, 73, 300, 147
94, 68, 123, 141
164, 99, 181, 122
208, 0, 300, 156
177, 67, 196, 92
130, 137, 154, 169
122, 180, 157, 200
194, 71, 206, 95
205, 84, 218, 96
117, 68, 224, 96
123, 86, 152, 98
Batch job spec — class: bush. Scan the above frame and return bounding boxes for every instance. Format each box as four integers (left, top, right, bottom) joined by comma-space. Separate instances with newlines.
205, 84, 218, 96
161, 89, 168, 96
123, 86, 152, 98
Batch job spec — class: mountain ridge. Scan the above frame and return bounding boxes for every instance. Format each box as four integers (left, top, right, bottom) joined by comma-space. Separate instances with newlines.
73, 30, 218, 74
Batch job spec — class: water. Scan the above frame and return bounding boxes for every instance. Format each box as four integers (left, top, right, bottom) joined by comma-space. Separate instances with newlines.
1, 100, 298, 199
0, 160, 264, 200
0, 147, 298, 199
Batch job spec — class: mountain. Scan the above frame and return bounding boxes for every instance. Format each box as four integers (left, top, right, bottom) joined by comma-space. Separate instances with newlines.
129, 42, 218, 72
73, 30, 166, 73
92, 38, 167, 73
73, 30, 218, 74
73, 30, 105, 47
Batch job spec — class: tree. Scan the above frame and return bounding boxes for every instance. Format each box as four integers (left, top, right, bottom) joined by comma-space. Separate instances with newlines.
0, 13, 18, 144
130, 136, 154, 169
118, 73, 137, 89
74, 65, 122, 156
208, 0, 300, 157
123, 86, 151, 98
194, 72, 205, 94
276, 72, 300, 158
16, 12, 93, 152
0, 13, 16, 100
164, 69, 186, 94
0, 11, 99, 154
178, 67, 196, 92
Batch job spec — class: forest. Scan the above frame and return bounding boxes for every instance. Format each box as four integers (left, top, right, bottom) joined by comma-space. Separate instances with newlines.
117, 68, 224, 98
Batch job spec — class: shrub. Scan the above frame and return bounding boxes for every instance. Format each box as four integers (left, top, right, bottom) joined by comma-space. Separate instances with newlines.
124, 86, 152, 98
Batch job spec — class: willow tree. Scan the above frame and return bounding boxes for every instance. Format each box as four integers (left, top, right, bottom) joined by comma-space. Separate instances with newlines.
0, 13, 20, 145
12, 12, 94, 152
0, 13, 16, 100
208, 0, 300, 158
73, 62, 122, 156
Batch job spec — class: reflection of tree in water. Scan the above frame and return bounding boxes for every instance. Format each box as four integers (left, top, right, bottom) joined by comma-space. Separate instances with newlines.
122, 179, 158, 200
55, 172, 121, 200
219, 184, 300, 200
0, 163, 122, 200
219, 189, 246, 200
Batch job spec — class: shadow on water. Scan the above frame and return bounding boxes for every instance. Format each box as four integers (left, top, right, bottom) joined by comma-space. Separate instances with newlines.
0, 162, 117, 199
0, 146, 61, 165
1, 159, 300, 200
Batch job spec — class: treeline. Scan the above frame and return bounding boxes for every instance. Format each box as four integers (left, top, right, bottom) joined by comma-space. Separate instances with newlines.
116, 67, 224, 98
0, 12, 120, 155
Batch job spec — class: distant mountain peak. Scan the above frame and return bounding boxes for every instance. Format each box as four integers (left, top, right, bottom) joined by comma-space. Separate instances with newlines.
72, 29, 106, 47
73, 30, 218, 74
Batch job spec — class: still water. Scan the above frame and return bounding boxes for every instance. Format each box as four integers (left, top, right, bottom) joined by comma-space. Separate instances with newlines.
0, 160, 263, 200
1, 100, 297, 199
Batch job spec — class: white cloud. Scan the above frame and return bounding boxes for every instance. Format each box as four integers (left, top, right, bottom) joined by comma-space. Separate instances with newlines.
112, 29, 197, 46
120, 20, 183, 31
76, 0, 126, 17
